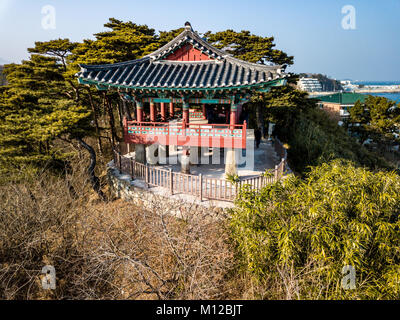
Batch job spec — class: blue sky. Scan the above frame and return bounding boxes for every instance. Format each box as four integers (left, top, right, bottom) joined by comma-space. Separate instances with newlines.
0, 0, 399, 81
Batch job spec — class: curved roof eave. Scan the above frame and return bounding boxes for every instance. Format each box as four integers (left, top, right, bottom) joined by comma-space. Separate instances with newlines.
78, 77, 287, 91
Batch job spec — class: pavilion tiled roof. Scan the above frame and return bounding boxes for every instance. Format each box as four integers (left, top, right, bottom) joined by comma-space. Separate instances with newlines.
77, 22, 288, 91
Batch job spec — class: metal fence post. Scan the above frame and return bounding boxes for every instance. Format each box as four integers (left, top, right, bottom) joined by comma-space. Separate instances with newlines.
145, 165, 149, 188
118, 152, 122, 174
130, 158, 134, 178
199, 173, 203, 201
169, 168, 173, 195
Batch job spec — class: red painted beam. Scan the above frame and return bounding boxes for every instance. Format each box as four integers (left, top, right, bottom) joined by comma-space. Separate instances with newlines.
124, 121, 246, 149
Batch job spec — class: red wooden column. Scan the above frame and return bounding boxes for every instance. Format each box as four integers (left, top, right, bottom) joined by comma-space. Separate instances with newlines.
169, 101, 174, 117
230, 105, 237, 126
150, 102, 156, 122
236, 104, 242, 123
202, 104, 207, 120
136, 101, 143, 122
160, 102, 166, 121
123, 117, 128, 141
182, 101, 189, 125
225, 107, 230, 124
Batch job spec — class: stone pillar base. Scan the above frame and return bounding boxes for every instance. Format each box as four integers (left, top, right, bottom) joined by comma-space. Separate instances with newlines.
181, 148, 190, 174
135, 144, 146, 164
189, 146, 202, 165
146, 144, 159, 165
212, 147, 222, 165
158, 145, 169, 164
225, 148, 238, 177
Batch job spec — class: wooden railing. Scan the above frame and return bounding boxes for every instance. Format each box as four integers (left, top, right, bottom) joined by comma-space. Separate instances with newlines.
113, 149, 287, 202
123, 118, 247, 149
274, 137, 287, 160
189, 111, 204, 119
173, 111, 204, 119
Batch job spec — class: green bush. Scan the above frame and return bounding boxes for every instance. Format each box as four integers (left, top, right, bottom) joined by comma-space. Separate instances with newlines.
230, 159, 400, 299
276, 108, 392, 174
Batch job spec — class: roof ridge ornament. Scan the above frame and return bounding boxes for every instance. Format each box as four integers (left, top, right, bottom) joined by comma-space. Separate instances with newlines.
184, 21, 192, 31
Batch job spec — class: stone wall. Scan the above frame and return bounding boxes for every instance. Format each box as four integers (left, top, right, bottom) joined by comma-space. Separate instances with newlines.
107, 165, 231, 221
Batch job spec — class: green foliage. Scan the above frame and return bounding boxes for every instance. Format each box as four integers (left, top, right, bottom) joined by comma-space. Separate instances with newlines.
226, 173, 240, 184
248, 86, 393, 174
0, 54, 92, 170
204, 29, 293, 65
262, 169, 274, 178
28, 39, 78, 72
0, 66, 6, 86
230, 159, 400, 299
159, 28, 185, 45
276, 107, 392, 173
348, 95, 400, 146
255, 86, 316, 123
70, 18, 159, 68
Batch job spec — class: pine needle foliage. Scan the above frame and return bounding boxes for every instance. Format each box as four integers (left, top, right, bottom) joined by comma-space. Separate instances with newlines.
0, 55, 91, 172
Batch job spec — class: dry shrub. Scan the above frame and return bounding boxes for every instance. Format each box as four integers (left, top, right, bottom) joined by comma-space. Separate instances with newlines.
77, 199, 236, 299
0, 151, 237, 299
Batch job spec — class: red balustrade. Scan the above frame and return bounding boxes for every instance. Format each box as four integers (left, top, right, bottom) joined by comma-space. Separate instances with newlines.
189, 111, 204, 119
123, 119, 247, 149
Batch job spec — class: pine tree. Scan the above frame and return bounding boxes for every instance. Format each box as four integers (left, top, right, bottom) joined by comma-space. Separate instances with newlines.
204, 29, 293, 65
0, 54, 92, 173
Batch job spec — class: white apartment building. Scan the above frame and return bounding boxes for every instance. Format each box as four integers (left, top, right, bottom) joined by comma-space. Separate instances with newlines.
297, 77, 322, 92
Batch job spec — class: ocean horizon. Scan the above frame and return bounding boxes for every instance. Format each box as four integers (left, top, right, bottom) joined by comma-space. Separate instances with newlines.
353, 80, 400, 86
348, 80, 400, 103
363, 92, 400, 103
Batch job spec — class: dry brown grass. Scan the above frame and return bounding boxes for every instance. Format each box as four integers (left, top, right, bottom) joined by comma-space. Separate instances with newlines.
0, 151, 240, 300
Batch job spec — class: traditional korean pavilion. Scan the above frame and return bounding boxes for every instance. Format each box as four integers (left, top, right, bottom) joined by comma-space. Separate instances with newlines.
77, 22, 288, 175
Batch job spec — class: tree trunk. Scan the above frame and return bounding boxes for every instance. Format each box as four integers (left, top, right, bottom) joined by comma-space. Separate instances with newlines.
256, 102, 265, 138
116, 98, 124, 129
87, 88, 103, 154
105, 94, 117, 148
77, 137, 106, 201
119, 94, 132, 120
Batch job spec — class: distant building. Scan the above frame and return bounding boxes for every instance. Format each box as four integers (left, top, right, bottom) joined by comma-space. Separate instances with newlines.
297, 77, 322, 92
340, 80, 358, 92
313, 92, 366, 122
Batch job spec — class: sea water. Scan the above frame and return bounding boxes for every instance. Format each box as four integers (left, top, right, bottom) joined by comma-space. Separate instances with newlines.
353, 81, 400, 103
361, 92, 400, 103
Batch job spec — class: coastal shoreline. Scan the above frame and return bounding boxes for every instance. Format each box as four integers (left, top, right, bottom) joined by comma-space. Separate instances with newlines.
309, 89, 400, 97
355, 90, 400, 94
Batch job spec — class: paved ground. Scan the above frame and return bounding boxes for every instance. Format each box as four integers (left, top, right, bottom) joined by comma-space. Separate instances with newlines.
109, 165, 235, 208
126, 139, 280, 180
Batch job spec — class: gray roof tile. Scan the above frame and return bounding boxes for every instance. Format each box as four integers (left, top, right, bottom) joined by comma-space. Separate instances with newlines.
77, 23, 287, 90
